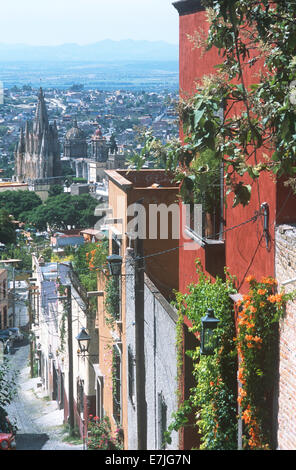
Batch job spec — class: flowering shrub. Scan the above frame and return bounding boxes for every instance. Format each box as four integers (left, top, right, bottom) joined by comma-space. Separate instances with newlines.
71, 239, 108, 313
166, 261, 238, 450
236, 275, 295, 450
166, 264, 295, 451
87, 415, 123, 450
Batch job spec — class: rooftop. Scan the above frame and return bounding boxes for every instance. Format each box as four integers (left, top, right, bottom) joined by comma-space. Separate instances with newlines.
105, 169, 179, 191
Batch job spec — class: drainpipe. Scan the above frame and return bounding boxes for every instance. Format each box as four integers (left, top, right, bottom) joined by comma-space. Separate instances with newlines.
134, 238, 147, 450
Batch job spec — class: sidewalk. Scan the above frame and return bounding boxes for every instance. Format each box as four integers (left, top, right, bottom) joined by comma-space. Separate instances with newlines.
6, 343, 84, 450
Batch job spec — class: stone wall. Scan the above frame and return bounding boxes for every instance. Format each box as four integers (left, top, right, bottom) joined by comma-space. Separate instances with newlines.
125, 255, 179, 450
275, 224, 296, 449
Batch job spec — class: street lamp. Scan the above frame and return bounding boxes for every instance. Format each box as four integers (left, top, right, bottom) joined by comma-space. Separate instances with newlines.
200, 308, 220, 356
76, 327, 91, 356
107, 254, 122, 276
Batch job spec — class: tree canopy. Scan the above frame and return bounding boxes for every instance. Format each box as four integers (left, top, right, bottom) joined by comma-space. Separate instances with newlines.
0, 209, 16, 245
0, 190, 42, 221
22, 193, 100, 231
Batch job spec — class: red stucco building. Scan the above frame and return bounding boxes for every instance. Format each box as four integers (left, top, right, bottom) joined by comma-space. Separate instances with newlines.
173, 0, 296, 449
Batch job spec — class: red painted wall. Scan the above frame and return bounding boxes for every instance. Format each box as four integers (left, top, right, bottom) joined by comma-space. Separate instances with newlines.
175, 3, 296, 450
178, 9, 223, 294
177, 7, 296, 295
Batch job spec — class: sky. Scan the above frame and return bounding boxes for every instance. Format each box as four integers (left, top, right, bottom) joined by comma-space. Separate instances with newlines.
0, 0, 179, 46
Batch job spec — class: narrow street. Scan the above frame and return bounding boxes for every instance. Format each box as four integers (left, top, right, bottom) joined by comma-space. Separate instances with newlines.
5, 341, 84, 451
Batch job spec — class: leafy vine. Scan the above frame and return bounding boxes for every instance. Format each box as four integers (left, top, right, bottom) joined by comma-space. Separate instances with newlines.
166, 261, 238, 450
235, 275, 295, 449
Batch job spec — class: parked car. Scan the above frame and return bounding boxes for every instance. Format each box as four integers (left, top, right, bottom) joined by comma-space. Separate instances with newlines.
0, 330, 13, 342
0, 330, 14, 354
0, 417, 16, 450
8, 328, 24, 342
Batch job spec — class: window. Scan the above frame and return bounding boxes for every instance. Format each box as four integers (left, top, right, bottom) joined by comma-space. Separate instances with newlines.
2, 280, 6, 299
112, 344, 122, 424
96, 376, 104, 420
158, 392, 167, 450
184, 162, 224, 243
77, 378, 84, 417
128, 345, 135, 404
3, 306, 7, 329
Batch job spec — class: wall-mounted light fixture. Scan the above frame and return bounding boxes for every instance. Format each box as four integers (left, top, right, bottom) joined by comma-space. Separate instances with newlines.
76, 327, 91, 356
200, 308, 220, 356
261, 202, 270, 249
107, 254, 123, 276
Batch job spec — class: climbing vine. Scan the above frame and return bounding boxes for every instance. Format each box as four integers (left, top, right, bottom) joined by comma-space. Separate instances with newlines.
56, 280, 68, 353
104, 276, 120, 328
167, 261, 238, 450
235, 275, 295, 450
167, 264, 295, 450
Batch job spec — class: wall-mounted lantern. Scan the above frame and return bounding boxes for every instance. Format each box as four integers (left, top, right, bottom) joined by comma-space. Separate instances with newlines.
200, 308, 220, 356
76, 327, 91, 356
107, 254, 122, 276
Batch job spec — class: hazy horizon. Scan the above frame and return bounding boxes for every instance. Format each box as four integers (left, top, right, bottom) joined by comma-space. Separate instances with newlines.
0, 0, 179, 46
0, 38, 178, 47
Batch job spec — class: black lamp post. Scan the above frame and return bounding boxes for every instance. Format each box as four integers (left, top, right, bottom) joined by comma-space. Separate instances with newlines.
76, 327, 91, 355
200, 308, 220, 356
107, 254, 123, 276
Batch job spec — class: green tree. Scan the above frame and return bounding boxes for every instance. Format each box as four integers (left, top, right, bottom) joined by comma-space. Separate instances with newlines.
109, 134, 118, 154
0, 209, 16, 245
0, 242, 32, 273
0, 359, 18, 432
23, 193, 99, 231
0, 126, 8, 137
0, 191, 42, 221
48, 185, 64, 198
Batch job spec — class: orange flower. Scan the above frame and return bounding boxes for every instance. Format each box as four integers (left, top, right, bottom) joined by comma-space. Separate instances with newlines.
249, 305, 257, 314
242, 407, 252, 424
274, 293, 284, 303
253, 335, 262, 344
267, 294, 283, 304
261, 276, 277, 286
245, 334, 253, 341
238, 368, 245, 384
246, 275, 256, 283
257, 289, 267, 295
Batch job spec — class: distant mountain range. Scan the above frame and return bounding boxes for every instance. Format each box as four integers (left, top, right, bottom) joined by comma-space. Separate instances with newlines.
0, 40, 179, 62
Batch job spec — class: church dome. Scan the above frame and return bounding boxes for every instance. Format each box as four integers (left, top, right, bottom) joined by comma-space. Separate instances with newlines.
66, 120, 86, 140
93, 126, 105, 140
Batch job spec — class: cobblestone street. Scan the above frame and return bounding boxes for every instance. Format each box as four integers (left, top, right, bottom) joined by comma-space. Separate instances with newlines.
5, 341, 84, 451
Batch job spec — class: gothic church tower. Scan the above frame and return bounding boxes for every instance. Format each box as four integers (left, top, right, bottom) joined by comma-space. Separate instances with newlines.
15, 88, 61, 182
